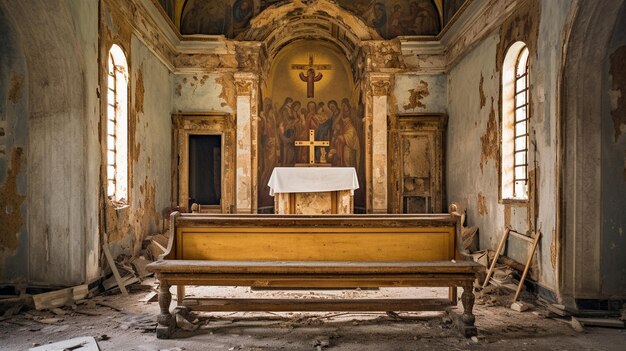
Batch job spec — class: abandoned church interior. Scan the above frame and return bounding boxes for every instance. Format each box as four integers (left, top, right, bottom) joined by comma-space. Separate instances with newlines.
1, 0, 625, 350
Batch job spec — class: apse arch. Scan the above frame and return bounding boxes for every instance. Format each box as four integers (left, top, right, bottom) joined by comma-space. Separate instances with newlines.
257, 39, 365, 213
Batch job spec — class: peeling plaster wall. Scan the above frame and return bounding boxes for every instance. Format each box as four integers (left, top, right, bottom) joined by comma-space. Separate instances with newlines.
100, 0, 174, 260
127, 35, 173, 255
447, 0, 574, 292
0, 0, 100, 286
0, 6, 28, 283
394, 74, 447, 114
448, 33, 505, 253
601, 5, 626, 295
173, 73, 235, 114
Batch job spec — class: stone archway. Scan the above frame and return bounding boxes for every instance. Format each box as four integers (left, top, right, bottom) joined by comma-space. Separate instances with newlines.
560, 0, 626, 305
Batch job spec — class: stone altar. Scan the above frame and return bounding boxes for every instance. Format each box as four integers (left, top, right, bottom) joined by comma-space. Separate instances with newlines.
268, 167, 359, 214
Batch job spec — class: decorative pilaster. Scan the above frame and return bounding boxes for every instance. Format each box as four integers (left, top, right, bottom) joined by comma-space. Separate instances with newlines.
234, 72, 257, 213
368, 73, 392, 214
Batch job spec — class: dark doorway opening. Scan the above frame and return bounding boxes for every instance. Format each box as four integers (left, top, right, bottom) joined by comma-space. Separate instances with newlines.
188, 135, 222, 209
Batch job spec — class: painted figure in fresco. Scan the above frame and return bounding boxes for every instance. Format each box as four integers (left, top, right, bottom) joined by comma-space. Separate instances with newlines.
306, 101, 320, 131
259, 98, 278, 185
293, 101, 310, 163
158, 0, 176, 21
389, 4, 404, 38
413, 0, 440, 35
399, 2, 419, 34
335, 99, 361, 171
315, 102, 333, 161
181, 0, 226, 35
233, 0, 254, 33
299, 67, 323, 98
444, 0, 466, 25
278, 98, 296, 166
371, 2, 388, 38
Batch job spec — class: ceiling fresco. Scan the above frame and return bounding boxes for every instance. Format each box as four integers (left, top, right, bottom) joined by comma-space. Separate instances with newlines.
156, 0, 467, 39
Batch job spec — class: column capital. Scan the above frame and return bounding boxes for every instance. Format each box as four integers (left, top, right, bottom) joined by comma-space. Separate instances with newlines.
368, 73, 393, 96
234, 72, 257, 96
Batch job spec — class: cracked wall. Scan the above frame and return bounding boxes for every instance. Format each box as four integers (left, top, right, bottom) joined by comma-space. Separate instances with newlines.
100, 0, 173, 260
0, 0, 100, 286
447, 0, 570, 292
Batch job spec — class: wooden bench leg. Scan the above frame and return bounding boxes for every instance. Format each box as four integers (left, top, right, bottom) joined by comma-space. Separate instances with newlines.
459, 283, 477, 337
156, 282, 175, 339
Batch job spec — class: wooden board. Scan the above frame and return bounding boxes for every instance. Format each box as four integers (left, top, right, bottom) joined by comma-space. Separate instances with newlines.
148, 260, 482, 274
29, 336, 99, 351
157, 273, 475, 288
182, 298, 452, 312
176, 227, 455, 262
103, 244, 128, 296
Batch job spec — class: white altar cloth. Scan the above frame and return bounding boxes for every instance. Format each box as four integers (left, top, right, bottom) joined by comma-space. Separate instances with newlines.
268, 167, 359, 196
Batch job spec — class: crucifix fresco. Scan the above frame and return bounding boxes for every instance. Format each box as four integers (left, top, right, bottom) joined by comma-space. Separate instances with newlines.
259, 41, 365, 213
292, 54, 331, 98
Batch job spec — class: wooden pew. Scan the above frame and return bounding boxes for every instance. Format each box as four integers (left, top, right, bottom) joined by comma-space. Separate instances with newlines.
147, 212, 483, 339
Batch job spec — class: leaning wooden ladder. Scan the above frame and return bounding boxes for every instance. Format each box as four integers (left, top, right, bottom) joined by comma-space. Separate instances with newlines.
482, 228, 541, 302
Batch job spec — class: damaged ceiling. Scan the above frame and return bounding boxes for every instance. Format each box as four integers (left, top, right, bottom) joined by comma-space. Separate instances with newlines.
156, 0, 468, 39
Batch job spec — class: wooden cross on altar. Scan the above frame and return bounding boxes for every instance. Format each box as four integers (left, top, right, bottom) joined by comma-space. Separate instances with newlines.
291, 54, 332, 98
295, 129, 330, 166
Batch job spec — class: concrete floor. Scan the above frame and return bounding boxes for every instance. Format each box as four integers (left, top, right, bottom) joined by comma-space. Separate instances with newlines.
0, 282, 624, 350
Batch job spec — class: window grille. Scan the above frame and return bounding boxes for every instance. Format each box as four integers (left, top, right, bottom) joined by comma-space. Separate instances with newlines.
513, 46, 529, 198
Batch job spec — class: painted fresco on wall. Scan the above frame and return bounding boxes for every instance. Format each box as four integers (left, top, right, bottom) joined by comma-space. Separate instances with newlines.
175, 0, 441, 38
260, 0, 286, 12
180, 0, 228, 35
334, 0, 442, 38
443, 0, 466, 26
158, 0, 176, 22
258, 41, 365, 212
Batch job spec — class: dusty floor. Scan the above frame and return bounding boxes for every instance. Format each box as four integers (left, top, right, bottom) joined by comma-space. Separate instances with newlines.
0, 282, 624, 351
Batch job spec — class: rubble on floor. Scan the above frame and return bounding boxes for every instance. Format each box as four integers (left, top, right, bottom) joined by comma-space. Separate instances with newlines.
28, 336, 100, 351
1, 283, 626, 350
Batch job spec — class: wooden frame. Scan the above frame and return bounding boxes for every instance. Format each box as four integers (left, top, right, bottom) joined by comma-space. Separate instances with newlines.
172, 113, 235, 213
389, 113, 447, 214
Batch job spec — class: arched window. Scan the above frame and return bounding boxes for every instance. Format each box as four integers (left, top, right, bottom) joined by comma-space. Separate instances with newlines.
501, 42, 529, 200
107, 44, 128, 203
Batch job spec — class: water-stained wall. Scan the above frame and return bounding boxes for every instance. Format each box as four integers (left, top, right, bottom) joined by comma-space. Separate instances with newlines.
447, 0, 573, 293
0, 0, 100, 286
100, 0, 173, 259
0, 6, 28, 283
